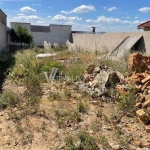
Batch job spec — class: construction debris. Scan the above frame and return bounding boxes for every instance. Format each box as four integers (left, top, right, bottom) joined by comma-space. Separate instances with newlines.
77, 53, 150, 126
128, 53, 150, 73
76, 64, 124, 101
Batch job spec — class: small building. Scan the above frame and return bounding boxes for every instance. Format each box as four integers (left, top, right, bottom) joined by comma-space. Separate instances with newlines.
137, 21, 150, 31
0, 9, 7, 52
10, 22, 72, 46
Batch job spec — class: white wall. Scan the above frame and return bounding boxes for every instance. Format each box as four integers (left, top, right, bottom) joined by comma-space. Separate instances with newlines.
32, 24, 71, 46
10, 22, 71, 46
10, 22, 31, 32
73, 31, 150, 54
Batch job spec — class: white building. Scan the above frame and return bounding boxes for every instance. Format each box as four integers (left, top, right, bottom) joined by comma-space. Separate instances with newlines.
10, 22, 72, 46
0, 9, 7, 52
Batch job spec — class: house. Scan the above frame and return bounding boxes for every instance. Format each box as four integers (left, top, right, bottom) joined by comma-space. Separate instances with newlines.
0, 9, 7, 52
137, 21, 150, 31
10, 22, 72, 46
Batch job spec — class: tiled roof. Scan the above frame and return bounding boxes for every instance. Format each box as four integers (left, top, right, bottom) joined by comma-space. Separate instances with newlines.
137, 21, 150, 29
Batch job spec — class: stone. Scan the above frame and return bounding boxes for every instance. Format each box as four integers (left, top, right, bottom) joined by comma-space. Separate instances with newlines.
142, 76, 150, 84
142, 100, 150, 108
134, 140, 142, 147
135, 103, 142, 108
105, 71, 120, 88
142, 142, 150, 148
44, 41, 51, 50
128, 145, 137, 150
145, 126, 150, 133
136, 109, 149, 121
128, 53, 150, 73
136, 93, 145, 103
87, 64, 95, 74
145, 94, 150, 101
93, 67, 100, 73
111, 145, 121, 150
36, 53, 57, 58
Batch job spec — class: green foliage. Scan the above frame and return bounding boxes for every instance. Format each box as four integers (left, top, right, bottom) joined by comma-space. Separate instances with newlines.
65, 136, 76, 150
53, 45, 67, 52
117, 88, 136, 115
64, 63, 85, 82
77, 131, 99, 150
98, 136, 111, 149
77, 100, 87, 113
44, 61, 63, 72
9, 24, 33, 48
0, 90, 19, 110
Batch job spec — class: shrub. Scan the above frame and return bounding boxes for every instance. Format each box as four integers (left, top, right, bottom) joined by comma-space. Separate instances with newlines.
0, 90, 19, 110
117, 88, 136, 115
77, 131, 99, 150
65, 136, 76, 150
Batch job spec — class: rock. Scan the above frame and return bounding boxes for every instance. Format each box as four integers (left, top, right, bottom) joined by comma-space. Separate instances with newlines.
142, 76, 150, 84
105, 71, 120, 88
134, 140, 142, 147
142, 142, 150, 148
142, 100, 150, 108
0, 112, 4, 116
111, 145, 121, 150
44, 41, 51, 50
145, 126, 150, 133
145, 94, 150, 101
136, 93, 145, 103
136, 109, 149, 121
87, 64, 95, 74
135, 103, 142, 109
36, 53, 57, 58
93, 67, 100, 73
128, 53, 150, 73
128, 145, 137, 150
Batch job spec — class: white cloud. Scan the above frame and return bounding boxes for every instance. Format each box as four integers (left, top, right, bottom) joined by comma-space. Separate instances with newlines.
107, 7, 117, 12
138, 7, 150, 13
53, 15, 81, 21
61, 5, 95, 14
14, 15, 40, 21
20, 6, 36, 12
36, 21, 46, 24
135, 17, 139, 19
47, 16, 51, 18
86, 19, 94, 23
95, 16, 121, 23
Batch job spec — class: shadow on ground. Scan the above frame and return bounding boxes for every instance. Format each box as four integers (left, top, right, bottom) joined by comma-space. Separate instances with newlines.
0, 51, 16, 92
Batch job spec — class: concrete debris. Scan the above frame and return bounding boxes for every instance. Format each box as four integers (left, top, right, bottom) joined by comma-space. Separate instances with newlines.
76, 64, 123, 101
129, 53, 150, 73
36, 53, 57, 59
58, 57, 80, 63
44, 41, 51, 50
66, 40, 76, 51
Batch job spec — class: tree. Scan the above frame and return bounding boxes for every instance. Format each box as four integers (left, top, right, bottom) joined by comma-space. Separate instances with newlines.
9, 24, 33, 48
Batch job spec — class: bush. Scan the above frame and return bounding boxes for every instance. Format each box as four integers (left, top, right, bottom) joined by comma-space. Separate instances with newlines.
65, 136, 76, 150
0, 90, 19, 110
77, 131, 99, 150
117, 88, 136, 115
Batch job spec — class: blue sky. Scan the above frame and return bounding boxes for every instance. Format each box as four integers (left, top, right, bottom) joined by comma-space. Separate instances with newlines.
0, 0, 150, 32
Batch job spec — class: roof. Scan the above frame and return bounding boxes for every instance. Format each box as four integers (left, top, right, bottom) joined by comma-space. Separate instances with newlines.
0, 9, 7, 16
137, 21, 150, 29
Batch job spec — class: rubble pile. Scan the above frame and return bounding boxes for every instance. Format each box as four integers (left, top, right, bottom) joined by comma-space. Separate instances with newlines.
76, 64, 124, 101
76, 53, 150, 129
128, 53, 150, 128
